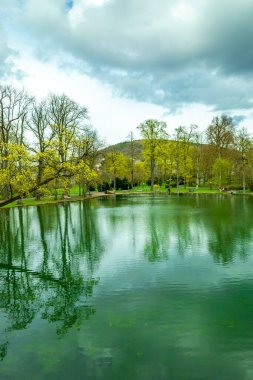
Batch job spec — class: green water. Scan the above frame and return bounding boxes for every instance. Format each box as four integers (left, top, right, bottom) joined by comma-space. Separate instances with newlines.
0, 194, 253, 380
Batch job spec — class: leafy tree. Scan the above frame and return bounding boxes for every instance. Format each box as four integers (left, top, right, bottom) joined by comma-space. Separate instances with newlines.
198, 144, 216, 186
206, 114, 236, 187
234, 127, 252, 193
213, 158, 230, 187
137, 119, 167, 190
133, 161, 148, 186
0, 142, 35, 200
173, 125, 196, 191
74, 128, 104, 196
156, 140, 173, 183
102, 152, 127, 191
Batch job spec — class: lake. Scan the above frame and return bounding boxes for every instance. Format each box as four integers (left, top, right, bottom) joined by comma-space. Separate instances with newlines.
0, 194, 253, 379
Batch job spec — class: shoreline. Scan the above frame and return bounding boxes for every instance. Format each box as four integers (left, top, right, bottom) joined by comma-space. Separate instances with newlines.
0, 189, 250, 210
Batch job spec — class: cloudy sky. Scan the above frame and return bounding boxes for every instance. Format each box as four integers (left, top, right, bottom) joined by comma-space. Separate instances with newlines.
1, 0, 253, 143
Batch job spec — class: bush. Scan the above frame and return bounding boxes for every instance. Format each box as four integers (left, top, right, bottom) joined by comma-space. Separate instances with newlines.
248, 182, 253, 191
115, 177, 130, 190
98, 182, 110, 192
225, 184, 244, 191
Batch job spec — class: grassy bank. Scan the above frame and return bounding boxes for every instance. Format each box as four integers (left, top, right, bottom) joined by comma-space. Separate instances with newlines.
1, 185, 249, 209
1, 192, 107, 209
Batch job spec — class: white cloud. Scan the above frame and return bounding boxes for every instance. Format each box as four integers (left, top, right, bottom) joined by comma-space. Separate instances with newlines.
81, 0, 110, 7
1, 0, 253, 142
0, 24, 16, 77
171, 2, 197, 23
11, 51, 168, 143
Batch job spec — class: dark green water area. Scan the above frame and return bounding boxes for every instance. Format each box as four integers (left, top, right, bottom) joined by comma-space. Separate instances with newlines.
0, 194, 253, 380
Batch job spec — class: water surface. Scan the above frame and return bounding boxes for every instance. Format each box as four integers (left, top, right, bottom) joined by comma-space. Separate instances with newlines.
0, 194, 253, 379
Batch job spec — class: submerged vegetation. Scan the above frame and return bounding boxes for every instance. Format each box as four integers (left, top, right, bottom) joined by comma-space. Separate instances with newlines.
0, 83, 253, 208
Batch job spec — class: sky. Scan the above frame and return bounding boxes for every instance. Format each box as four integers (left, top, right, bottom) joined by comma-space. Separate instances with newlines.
1, 0, 253, 144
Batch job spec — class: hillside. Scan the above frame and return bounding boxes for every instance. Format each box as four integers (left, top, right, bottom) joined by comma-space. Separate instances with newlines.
102, 140, 143, 160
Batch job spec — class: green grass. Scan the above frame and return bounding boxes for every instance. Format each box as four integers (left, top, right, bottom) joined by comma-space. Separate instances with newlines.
3, 198, 54, 208
69, 185, 80, 195
118, 185, 243, 194
1, 184, 249, 209
2, 194, 84, 209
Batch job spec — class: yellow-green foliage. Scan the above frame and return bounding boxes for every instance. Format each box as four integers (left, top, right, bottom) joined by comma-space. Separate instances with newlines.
103, 152, 127, 179
0, 142, 35, 195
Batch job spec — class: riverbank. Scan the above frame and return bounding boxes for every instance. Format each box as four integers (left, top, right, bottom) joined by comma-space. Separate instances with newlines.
0, 192, 114, 209
0, 188, 249, 209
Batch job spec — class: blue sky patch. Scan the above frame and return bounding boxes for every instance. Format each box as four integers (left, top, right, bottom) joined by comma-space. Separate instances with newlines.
65, 0, 74, 11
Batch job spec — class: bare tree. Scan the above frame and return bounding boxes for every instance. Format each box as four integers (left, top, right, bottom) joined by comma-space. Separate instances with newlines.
0, 84, 33, 159
206, 114, 235, 159
28, 100, 54, 198
47, 94, 88, 163
127, 131, 135, 189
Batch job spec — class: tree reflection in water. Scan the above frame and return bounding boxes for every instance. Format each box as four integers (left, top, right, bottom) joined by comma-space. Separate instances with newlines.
139, 194, 253, 264
0, 202, 104, 359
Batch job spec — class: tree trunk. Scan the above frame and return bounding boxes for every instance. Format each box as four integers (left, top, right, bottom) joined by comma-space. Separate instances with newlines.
131, 162, 134, 190
150, 155, 155, 191
243, 168, 246, 194
0, 168, 70, 207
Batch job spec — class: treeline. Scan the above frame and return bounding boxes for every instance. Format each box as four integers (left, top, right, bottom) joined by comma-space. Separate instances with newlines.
101, 115, 253, 193
0, 83, 252, 206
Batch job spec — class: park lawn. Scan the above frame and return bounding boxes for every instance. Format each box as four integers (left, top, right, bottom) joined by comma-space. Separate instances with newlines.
2, 194, 83, 208
127, 185, 220, 194
1, 185, 246, 209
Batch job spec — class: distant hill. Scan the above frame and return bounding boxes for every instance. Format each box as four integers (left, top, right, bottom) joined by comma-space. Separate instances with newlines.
102, 138, 207, 161
102, 140, 143, 160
